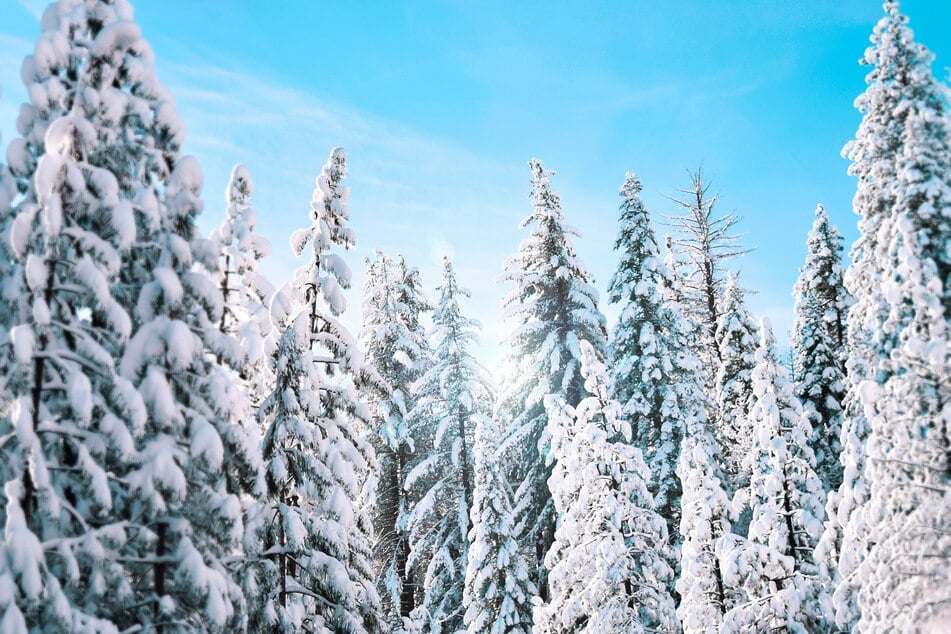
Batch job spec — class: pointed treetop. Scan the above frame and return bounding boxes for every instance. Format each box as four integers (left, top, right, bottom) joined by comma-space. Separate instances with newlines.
758, 317, 776, 358
313, 147, 353, 249
527, 157, 564, 225
620, 171, 643, 197
227, 164, 253, 205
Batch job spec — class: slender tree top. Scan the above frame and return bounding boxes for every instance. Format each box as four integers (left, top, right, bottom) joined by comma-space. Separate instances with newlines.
665, 169, 752, 270
291, 147, 354, 320
498, 158, 606, 405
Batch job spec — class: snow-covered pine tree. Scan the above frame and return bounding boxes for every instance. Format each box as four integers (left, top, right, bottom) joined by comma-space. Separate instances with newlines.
791, 203, 849, 494
463, 412, 536, 634
719, 320, 826, 633
249, 147, 380, 632
496, 158, 607, 599
26, 4, 270, 626
115, 152, 262, 631
537, 340, 675, 633
607, 171, 702, 557
0, 115, 139, 633
676, 418, 735, 633
666, 169, 751, 374
853, 3, 951, 626
0, 0, 129, 526
360, 250, 432, 629
210, 164, 275, 406
2, 3, 244, 630
209, 164, 276, 626
405, 257, 489, 633
714, 273, 759, 491
827, 3, 950, 628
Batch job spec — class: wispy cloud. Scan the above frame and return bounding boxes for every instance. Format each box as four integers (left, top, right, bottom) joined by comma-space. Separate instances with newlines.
153, 58, 527, 361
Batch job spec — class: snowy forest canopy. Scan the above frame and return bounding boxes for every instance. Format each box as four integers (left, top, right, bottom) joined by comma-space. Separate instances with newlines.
0, 1, 949, 633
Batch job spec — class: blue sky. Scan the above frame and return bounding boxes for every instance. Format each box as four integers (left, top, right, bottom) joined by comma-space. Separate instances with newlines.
2, 1, 950, 362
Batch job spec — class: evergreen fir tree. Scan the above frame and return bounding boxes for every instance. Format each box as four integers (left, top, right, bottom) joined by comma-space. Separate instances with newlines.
830, 3, 950, 627
210, 164, 275, 405
360, 250, 432, 628
537, 341, 676, 633
676, 420, 735, 634
719, 320, 825, 633
854, 4, 951, 626
714, 273, 759, 491
250, 148, 380, 632
1, 3, 248, 630
0, 116, 137, 633
209, 165, 276, 629
607, 171, 702, 557
791, 203, 849, 494
406, 257, 488, 633
0, 0, 142, 538
462, 413, 535, 634
496, 158, 607, 599
115, 154, 259, 631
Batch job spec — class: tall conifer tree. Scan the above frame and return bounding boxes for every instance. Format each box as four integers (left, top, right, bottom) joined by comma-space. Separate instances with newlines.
360, 251, 432, 628
463, 412, 535, 634
720, 321, 826, 633
714, 274, 759, 491
496, 158, 607, 599
607, 172, 704, 556
406, 258, 489, 633
829, 3, 950, 627
850, 3, 951, 627
251, 148, 380, 632
537, 341, 676, 633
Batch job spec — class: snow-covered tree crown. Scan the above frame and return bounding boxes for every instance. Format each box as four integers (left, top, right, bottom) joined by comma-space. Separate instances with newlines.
291, 147, 354, 319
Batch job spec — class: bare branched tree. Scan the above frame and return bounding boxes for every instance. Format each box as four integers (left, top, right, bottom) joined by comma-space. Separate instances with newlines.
665, 168, 753, 362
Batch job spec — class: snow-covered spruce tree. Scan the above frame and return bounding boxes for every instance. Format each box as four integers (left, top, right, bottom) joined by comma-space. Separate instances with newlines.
791, 203, 849, 494
719, 320, 826, 633
676, 418, 735, 633
857, 222, 951, 630
210, 164, 275, 406
496, 158, 607, 599
360, 250, 432, 628
666, 169, 751, 374
827, 3, 950, 628
463, 413, 536, 634
537, 341, 675, 633
248, 147, 380, 632
0, 116, 140, 632
405, 257, 490, 633
854, 6, 951, 626
713, 273, 759, 491
115, 154, 262, 631
607, 186, 737, 630
607, 171, 703, 558
0, 0, 145, 521
210, 164, 275, 627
